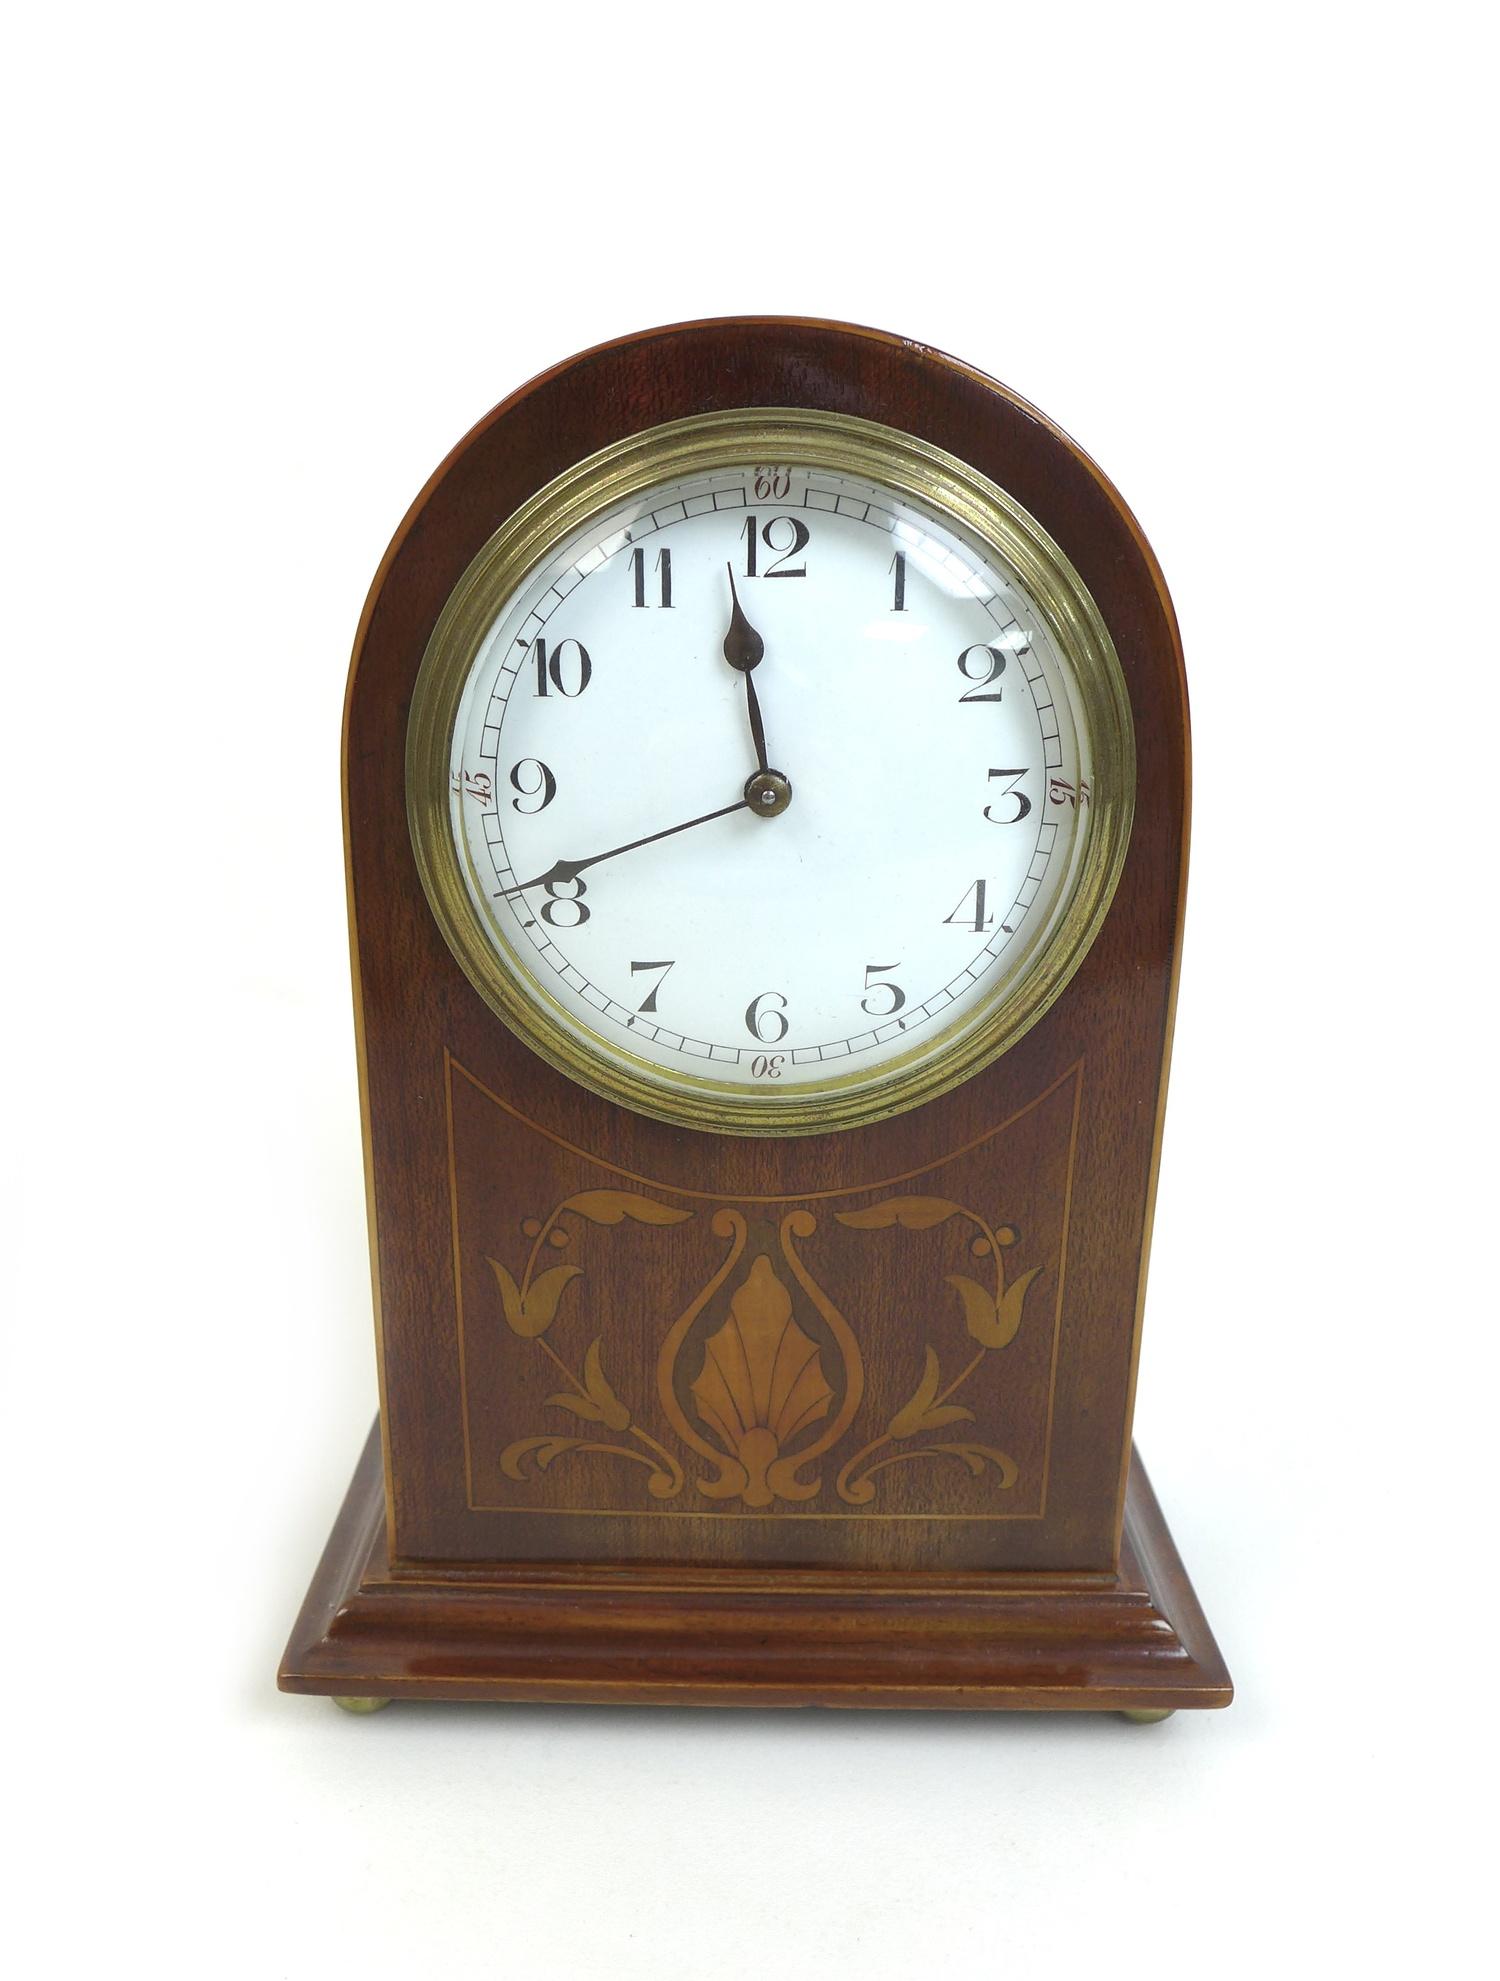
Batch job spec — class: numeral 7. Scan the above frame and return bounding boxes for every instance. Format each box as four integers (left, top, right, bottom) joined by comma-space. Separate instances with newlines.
629, 959, 675, 1012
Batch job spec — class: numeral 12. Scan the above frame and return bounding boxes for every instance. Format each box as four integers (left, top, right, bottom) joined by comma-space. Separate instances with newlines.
742, 515, 809, 578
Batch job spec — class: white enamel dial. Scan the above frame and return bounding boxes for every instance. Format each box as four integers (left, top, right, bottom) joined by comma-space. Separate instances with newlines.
432, 442, 1119, 1127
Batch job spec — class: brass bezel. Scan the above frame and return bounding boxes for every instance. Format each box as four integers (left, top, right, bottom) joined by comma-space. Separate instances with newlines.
407, 408, 1135, 1136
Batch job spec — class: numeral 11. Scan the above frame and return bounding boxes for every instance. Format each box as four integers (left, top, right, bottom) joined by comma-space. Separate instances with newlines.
629, 546, 672, 608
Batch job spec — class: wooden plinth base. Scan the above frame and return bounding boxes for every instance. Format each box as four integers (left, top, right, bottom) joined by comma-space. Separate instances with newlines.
278, 1424, 1231, 1713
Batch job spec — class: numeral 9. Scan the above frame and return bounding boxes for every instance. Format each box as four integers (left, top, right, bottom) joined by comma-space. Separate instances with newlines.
509, 759, 556, 813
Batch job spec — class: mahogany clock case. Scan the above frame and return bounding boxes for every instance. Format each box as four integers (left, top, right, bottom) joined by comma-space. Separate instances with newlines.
280, 318, 1231, 1713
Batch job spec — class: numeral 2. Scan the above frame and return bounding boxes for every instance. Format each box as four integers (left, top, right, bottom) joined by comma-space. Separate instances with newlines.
957, 645, 1005, 701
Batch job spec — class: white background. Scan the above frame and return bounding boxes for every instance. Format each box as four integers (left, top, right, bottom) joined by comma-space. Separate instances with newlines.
4, 5, 1494, 1976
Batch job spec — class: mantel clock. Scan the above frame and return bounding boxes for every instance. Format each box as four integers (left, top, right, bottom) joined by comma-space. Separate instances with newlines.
280, 318, 1231, 1718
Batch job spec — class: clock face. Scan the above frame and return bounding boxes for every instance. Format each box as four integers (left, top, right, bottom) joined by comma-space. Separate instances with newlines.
410, 412, 1134, 1133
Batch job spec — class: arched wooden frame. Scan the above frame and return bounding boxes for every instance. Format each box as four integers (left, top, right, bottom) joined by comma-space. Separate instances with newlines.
281, 320, 1230, 1714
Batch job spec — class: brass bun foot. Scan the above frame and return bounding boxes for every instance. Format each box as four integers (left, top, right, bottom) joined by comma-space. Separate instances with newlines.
1120, 1707, 1175, 1724
332, 1695, 391, 1715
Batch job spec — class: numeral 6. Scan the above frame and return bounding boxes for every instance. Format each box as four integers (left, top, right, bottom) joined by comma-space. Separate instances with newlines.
745, 990, 789, 1043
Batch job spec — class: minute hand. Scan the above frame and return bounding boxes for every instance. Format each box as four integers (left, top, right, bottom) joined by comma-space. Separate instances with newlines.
495, 798, 750, 898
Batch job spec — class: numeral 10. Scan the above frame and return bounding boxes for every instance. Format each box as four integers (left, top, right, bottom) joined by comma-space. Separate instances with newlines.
533, 637, 591, 697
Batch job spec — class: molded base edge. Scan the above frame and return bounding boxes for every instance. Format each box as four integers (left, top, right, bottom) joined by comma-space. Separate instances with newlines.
279, 1424, 1232, 1712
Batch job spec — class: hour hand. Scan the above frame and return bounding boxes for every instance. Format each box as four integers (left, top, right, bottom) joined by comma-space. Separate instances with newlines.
722, 566, 791, 817
722, 564, 765, 673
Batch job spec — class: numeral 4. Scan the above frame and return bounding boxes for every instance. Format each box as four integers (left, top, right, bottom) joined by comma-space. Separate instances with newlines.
943, 880, 994, 932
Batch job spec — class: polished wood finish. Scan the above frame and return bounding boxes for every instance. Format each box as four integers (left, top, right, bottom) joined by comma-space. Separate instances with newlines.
281, 1423, 1230, 1710
281, 318, 1228, 1710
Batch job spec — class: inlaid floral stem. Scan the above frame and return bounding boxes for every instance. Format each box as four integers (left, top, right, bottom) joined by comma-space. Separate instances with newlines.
537, 1333, 587, 1395
520, 1207, 566, 1293
934, 1347, 986, 1407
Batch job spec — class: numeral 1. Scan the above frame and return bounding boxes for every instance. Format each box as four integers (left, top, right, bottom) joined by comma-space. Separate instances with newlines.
890, 551, 907, 611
